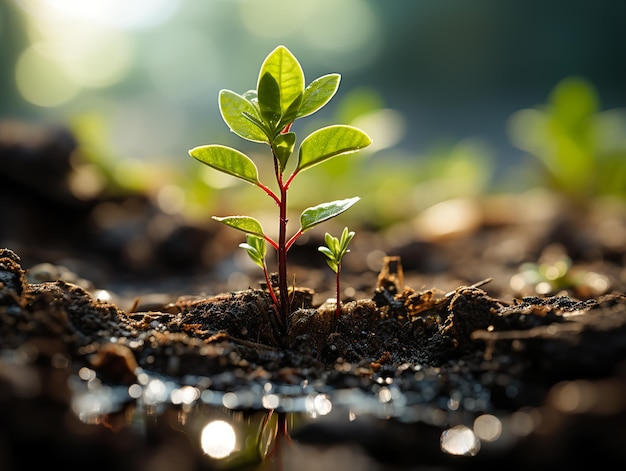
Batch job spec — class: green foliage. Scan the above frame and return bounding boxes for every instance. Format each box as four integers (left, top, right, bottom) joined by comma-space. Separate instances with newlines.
318, 227, 355, 273
188, 45, 372, 334
239, 234, 267, 270
212, 215, 265, 238
508, 76, 626, 201
297, 125, 372, 173
190, 145, 260, 185
300, 197, 360, 233
318, 227, 355, 319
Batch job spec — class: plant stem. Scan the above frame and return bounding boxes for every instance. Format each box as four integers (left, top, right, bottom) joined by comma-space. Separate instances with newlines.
335, 264, 341, 318
277, 182, 289, 328
271, 145, 290, 331
263, 264, 280, 315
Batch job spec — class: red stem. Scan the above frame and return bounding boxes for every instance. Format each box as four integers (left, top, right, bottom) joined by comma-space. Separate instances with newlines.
335, 265, 342, 318
277, 182, 289, 328
284, 169, 298, 190
264, 235, 279, 251
257, 182, 280, 206
285, 228, 303, 252
270, 148, 290, 331
263, 264, 280, 310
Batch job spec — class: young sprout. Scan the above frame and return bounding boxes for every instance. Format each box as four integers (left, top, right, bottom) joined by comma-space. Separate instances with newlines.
239, 234, 279, 303
188, 45, 372, 340
318, 227, 355, 318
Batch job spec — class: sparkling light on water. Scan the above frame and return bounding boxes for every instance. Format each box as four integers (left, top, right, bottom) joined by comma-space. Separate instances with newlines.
200, 420, 237, 459
440, 425, 481, 456
473, 414, 502, 442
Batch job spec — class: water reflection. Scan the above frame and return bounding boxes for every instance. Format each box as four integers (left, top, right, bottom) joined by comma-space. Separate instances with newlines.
440, 425, 480, 456
60, 363, 550, 469
473, 413, 502, 442
305, 394, 332, 418
201, 420, 237, 458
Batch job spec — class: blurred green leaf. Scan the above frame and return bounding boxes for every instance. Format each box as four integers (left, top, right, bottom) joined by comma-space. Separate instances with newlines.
508, 76, 626, 200
335, 87, 385, 124
550, 76, 598, 128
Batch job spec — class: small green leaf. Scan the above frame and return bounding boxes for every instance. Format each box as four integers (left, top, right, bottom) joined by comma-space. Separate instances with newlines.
550, 76, 598, 127
212, 215, 265, 238
239, 234, 266, 270
258, 72, 281, 127
300, 197, 360, 232
273, 132, 296, 171
277, 93, 303, 133
318, 228, 355, 274
297, 125, 372, 173
324, 232, 337, 252
257, 45, 305, 130
219, 89, 269, 143
339, 227, 355, 248
189, 145, 259, 185
297, 74, 341, 119
318, 246, 339, 273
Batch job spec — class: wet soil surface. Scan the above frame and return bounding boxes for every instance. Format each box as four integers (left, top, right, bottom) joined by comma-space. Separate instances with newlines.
2, 120, 626, 470
2, 241, 626, 470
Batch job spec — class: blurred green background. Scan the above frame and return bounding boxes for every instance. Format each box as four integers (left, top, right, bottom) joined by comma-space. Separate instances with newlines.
1, 0, 625, 227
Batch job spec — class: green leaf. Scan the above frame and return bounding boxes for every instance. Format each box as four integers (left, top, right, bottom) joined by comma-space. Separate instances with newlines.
257, 72, 281, 127
277, 94, 303, 132
272, 132, 296, 171
297, 125, 372, 173
300, 197, 360, 232
219, 89, 269, 143
257, 46, 305, 130
318, 227, 354, 272
318, 246, 339, 273
239, 234, 266, 270
339, 227, 355, 248
212, 215, 265, 238
324, 232, 339, 252
297, 74, 341, 119
188, 145, 259, 185
550, 76, 598, 128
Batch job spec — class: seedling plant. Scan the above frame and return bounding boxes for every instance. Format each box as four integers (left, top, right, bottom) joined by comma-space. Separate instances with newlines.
189, 45, 371, 340
318, 227, 355, 319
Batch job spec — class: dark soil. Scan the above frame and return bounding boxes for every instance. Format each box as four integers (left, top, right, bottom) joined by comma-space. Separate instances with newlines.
2, 120, 626, 470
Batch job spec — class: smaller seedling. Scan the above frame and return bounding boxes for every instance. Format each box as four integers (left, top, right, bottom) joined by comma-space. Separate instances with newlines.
318, 227, 355, 318
508, 76, 626, 201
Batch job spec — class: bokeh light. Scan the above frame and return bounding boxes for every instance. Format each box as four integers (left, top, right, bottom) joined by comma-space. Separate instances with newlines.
200, 420, 237, 459
2, 0, 626, 228
440, 424, 481, 456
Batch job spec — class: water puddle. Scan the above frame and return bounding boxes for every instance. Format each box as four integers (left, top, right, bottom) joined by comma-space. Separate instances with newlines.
60, 361, 538, 469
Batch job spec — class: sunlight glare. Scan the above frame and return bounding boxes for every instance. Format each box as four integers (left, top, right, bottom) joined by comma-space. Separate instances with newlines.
16, 0, 181, 31
15, 45, 78, 107
13, 0, 181, 106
